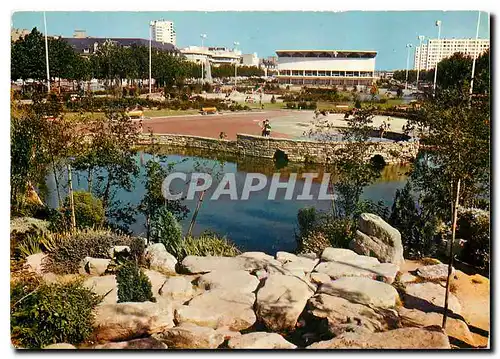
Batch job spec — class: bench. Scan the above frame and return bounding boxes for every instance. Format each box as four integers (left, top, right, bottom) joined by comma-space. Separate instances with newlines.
201, 107, 217, 115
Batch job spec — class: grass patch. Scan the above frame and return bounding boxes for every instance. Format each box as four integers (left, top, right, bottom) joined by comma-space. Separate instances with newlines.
144, 109, 200, 117
168, 234, 241, 261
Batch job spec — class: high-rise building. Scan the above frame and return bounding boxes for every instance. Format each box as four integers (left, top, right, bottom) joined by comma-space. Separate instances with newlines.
414, 38, 490, 71
150, 20, 176, 46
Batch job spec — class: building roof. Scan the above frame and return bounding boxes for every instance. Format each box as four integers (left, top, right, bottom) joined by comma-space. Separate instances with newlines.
62, 37, 177, 52
276, 50, 377, 58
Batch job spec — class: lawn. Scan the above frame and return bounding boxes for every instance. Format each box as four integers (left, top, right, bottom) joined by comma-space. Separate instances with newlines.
143, 109, 200, 117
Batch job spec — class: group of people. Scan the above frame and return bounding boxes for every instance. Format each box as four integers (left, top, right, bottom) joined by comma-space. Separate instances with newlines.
261, 119, 271, 137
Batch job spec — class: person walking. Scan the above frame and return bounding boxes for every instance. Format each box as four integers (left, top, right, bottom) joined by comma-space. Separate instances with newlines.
264, 119, 271, 137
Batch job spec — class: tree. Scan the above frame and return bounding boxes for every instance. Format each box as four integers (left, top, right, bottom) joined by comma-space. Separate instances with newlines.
11, 28, 46, 82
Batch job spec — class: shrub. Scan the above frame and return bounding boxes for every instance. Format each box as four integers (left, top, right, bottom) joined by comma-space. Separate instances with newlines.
11, 279, 101, 349
296, 231, 330, 255
130, 237, 147, 265
355, 99, 362, 109
457, 207, 490, 269
150, 207, 183, 254
64, 191, 105, 230
174, 234, 240, 260
116, 261, 155, 303
44, 229, 132, 274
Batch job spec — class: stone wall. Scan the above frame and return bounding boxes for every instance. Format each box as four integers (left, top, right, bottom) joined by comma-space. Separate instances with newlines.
138, 133, 419, 164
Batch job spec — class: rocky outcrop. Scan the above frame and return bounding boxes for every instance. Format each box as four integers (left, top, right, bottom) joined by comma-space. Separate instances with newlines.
24, 252, 47, 275
145, 243, 177, 274
174, 289, 256, 331
350, 213, 404, 265
92, 337, 168, 349
404, 282, 462, 315
181, 256, 249, 274
143, 269, 168, 300
416, 264, 455, 281
275, 251, 319, 273
255, 274, 315, 332
307, 328, 451, 349
153, 323, 225, 349
108, 245, 131, 259
79, 257, 111, 276
83, 275, 118, 305
93, 302, 174, 342
159, 275, 194, 302
228, 332, 297, 349
43, 343, 77, 349
197, 270, 259, 293
318, 277, 399, 309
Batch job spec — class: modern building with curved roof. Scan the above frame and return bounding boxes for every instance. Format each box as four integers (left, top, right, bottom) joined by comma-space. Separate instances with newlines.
276, 49, 377, 87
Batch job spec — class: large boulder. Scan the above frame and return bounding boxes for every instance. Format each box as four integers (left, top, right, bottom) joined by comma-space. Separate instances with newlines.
255, 274, 315, 332
143, 269, 168, 299
197, 270, 260, 293
238, 252, 283, 271
153, 323, 225, 349
145, 243, 177, 274
43, 343, 77, 349
307, 294, 398, 335
276, 251, 319, 273
83, 275, 118, 305
318, 277, 399, 309
307, 327, 450, 349
24, 252, 47, 275
416, 264, 455, 281
92, 337, 168, 349
181, 256, 249, 274
108, 245, 131, 259
79, 257, 111, 276
404, 282, 462, 315
159, 275, 194, 302
320, 248, 360, 262
93, 302, 174, 342
350, 213, 404, 265
174, 289, 256, 331
228, 332, 297, 349
398, 307, 475, 347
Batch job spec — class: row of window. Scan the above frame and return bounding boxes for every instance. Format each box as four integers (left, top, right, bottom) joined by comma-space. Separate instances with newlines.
279, 70, 373, 77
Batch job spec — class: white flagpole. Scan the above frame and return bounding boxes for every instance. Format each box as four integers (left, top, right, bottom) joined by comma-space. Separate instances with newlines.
469, 11, 481, 96
43, 12, 50, 93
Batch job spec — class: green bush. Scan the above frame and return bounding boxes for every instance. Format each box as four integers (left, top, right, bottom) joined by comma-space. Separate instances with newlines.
457, 207, 490, 269
175, 234, 240, 260
150, 207, 183, 254
296, 231, 331, 255
11, 279, 101, 349
64, 191, 105, 229
116, 261, 155, 303
44, 229, 132, 274
130, 237, 147, 265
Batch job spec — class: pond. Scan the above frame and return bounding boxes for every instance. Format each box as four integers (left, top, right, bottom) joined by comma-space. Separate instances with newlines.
46, 147, 409, 255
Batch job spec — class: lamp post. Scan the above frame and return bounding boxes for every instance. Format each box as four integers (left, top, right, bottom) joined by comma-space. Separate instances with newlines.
433, 20, 442, 95
405, 43, 413, 91
149, 20, 157, 94
43, 12, 50, 93
234, 41, 240, 88
469, 11, 481, 97
416, 35, 425, 90
200, 34, 207, 82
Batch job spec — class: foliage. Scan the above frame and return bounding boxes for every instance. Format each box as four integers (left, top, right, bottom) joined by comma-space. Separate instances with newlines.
129, 237, 147, 265
116, 261, 155, 303
296, 231, 331, 255
150, 207, 183, 255
389, 181, 440, 259
457, 207, 490, 269
44, 229, 132, 274
62, 191, 105, 230
173, 234, 240, 261
11, 278, 101, 349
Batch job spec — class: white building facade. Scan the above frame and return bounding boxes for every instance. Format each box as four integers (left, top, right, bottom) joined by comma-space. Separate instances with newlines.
151, 20, 176, 46
180, 46, 242, 66
414, 38, 490, 71
241, 53, 260, 67
276, 50, 377, 86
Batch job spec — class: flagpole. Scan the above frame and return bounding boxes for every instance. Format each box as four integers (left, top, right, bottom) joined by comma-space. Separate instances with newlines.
469, 11, 481, 97
43, 12, 50, 93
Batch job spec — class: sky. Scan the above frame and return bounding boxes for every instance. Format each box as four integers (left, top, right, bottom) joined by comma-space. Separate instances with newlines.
11, 11, 490, 70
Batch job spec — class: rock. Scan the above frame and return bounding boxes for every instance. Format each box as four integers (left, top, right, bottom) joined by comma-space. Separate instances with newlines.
276, 252, 319, 272
399, 273, 418, 284
237, 251, 283, 271
143, 270, 167, 299
398, 307, 475, 346
254, 269, 268, 280
24, 252, 47, 275
181, 256, 248, 274
145, 243, 177, 274
307, 294, 397, 334
83, 275, 118, 305
321, 248, 360, 262
175, 289, 256, 331
310, 272, 332, 285
215, 327, 242, 341
350, 213, 404, 265
405, 282, 462, 315
416, 264, 455, 281
92, 337, 168, 349
314, 257, 399, 284
318, 277, 399, 309
197, 270, 259, 293
79, 257, 111, 276
255, 274, 315, 332
154, 323, 225, 349
298, 252, 318, 260
43, 343, 77, 349
93, 302, 174, 342
228, 332, 297, 349
276, 251, 299, 263
108, 245, 130, 259
159, 275, 194, 302
307, 327, 450, 349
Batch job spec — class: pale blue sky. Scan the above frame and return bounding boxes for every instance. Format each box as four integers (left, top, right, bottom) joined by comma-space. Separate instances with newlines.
12, 11, 490, 70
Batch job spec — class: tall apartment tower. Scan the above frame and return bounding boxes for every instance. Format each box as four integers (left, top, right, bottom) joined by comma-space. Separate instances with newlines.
414, 38, 489, 71
150, 20, 176, 46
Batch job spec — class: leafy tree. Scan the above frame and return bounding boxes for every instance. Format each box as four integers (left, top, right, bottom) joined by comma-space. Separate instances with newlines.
116, 261, 155, 303
150, 207, 183, 254
63, 191, 105, 230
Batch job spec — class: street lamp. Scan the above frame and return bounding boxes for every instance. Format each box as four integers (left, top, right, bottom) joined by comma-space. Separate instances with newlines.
405, 43, 413, 91
200, 34, 207, 82
149, 20, 157, 94
433, 20, 442, 94
416, 35, 425, 90
234, 41, 240, 88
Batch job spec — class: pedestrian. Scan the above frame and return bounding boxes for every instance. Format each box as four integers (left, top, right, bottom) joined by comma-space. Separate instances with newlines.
264, 119, 271, 137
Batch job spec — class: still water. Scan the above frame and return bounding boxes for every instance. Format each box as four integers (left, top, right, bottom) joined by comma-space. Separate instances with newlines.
46, 148, 409, 254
